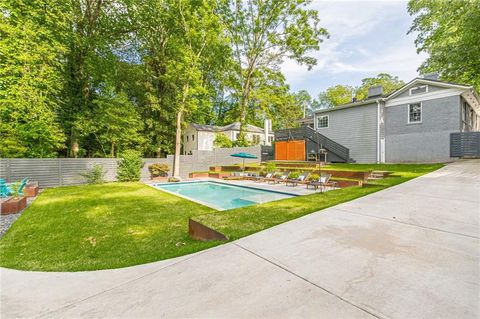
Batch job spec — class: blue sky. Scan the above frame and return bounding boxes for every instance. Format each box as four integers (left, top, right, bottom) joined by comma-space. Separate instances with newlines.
282, 0, 428, 98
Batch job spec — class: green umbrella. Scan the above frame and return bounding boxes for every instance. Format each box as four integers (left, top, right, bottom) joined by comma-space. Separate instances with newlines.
230, 152, 258, 173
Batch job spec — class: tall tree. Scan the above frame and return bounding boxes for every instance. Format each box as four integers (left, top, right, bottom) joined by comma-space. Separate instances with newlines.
314, 73, 404, 108
408, 0, 480, 91
0, 0, 67, 157
220, 0, 328, 143
61, 0, 134, 156
356, 73, 404, 100
294, 90, 313, 118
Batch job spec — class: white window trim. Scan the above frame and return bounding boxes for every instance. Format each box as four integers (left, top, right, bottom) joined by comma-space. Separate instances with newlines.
317, 115, 329, 129
409, 85, 429, 96
407, 102, 422, 124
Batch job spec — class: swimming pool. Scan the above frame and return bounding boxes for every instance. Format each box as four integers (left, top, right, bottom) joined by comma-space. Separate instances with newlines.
154, 181, 295, 210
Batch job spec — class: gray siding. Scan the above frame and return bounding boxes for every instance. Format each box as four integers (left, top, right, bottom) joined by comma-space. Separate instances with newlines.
385, 95, 461, 162
315, 103, 378, 163
395, 84, 445, 99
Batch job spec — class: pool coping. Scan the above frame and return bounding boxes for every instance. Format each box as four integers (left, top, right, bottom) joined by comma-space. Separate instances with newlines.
147, 180, 298, 211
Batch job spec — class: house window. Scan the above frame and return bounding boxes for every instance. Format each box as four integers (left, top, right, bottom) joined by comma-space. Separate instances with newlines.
252, 135, 260, 144
408, 103, 422, 123
186, 136, 189, 142
268, 136, 273, 143
317, 115, 329, 128
409, 85, 428, 95
235, 133, 239, 140
192, 135, 194, 141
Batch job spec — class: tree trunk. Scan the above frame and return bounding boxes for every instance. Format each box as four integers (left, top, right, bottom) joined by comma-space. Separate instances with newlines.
172, 109, 183, 178
238, 75, 252, 142
172, 84, 189, 178
110, 142, 115, 157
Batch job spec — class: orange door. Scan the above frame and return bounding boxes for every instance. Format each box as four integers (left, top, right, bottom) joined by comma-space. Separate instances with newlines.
275, 140, 305, 161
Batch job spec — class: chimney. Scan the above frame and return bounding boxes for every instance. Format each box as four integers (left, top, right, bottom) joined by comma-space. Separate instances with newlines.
422, 72, 439, 81
368, 85, 383, 98
264, 119, 271, 145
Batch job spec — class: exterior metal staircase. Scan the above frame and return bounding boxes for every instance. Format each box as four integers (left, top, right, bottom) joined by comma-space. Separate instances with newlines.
274, 126, 355, 163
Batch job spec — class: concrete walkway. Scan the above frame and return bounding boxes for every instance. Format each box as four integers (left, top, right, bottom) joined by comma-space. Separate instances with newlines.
1, 160, 479, 318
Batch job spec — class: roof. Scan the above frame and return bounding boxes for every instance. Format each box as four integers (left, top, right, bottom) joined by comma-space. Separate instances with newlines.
189, 122, 266, 134
190, 123, 219, 132
314, 77, 476, 114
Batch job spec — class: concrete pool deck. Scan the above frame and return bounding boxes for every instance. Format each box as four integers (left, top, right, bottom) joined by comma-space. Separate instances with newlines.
1, 160, 479, 318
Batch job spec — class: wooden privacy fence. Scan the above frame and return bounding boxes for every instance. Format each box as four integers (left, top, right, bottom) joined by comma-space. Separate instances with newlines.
0, 146, 262, 188
274, 140, 306, 161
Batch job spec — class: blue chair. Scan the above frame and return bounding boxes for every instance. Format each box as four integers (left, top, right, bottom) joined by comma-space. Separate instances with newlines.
1, 178, 28, 197
0, 180, 11, 198
17, 178, 29, 197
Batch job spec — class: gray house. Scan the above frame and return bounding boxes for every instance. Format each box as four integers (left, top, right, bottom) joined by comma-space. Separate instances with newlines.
311, 76, 480, 163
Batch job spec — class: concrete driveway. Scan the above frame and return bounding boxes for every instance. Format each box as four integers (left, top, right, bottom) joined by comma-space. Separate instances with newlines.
1, 160, 479, 318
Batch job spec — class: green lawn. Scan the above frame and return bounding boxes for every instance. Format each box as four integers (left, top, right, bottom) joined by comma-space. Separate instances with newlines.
0, 183, 218, 271
0, 163, 443, 271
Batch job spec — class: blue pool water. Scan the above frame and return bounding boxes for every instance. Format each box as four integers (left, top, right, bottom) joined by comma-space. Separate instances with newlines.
154, 181, 294, 210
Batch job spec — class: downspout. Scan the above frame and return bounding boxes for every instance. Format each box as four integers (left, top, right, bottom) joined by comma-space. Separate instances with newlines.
376, 99, 381, 163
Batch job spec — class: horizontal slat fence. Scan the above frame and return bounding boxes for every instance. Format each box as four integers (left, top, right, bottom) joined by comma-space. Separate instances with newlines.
450, 132, 480, 157
0, 146, 261, 188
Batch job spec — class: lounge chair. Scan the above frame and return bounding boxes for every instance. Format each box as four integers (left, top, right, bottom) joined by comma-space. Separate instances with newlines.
285, 172, 310, 187
306, 174, 337, 192
254, 172, 274, 183
269, 171, 289, 184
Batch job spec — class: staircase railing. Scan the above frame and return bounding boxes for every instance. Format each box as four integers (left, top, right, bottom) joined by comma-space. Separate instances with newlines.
275, 126, 351, 162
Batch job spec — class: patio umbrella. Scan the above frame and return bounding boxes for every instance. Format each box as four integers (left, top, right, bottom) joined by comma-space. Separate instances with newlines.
230, 152, 258, 173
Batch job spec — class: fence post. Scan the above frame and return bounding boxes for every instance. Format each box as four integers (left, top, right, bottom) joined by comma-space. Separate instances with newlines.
6, 158, 11, 182
58, 158, 62, 186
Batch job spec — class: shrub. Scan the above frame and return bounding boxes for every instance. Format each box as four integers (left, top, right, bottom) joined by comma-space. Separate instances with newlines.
213, 133, 233, 148
148, 163, 169, 178
308, 173, 320, 181
81, 164, 106, 184
265, 162, 276, 173
233, 135, 251, 147
288, 171, 301, 179
168, 177, 180, 182
9, 182, 22, 198
117, 150, 144, 182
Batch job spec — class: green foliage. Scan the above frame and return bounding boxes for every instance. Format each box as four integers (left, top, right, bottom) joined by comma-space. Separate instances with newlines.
288, 171, 301, 179
74, 88, 145, 157
0, 0, 328, 158
316, 85, 356, 107
81, 165, 106, 184
220, 0, 328, 139
355, 73, 405, 100
233, 136, 251, 147
148, 163, 170, 177
8, 182, 22, 198
408, 0, 480, 92
0, 0, 66, 157
213, 133, 234, 148
308, 173, 320, 181
168, 177, 180, 182
117, 150, 144, 182
265, 162, 276, 173
314, 73, 405, 107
